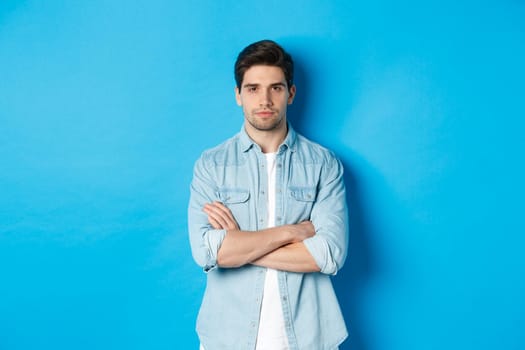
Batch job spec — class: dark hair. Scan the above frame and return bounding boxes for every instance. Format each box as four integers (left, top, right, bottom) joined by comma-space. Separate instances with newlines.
234, 40, 294, 91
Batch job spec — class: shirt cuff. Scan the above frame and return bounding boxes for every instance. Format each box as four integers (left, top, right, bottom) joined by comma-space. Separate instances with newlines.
303, 235, 338, 275
203, 228, 227, 273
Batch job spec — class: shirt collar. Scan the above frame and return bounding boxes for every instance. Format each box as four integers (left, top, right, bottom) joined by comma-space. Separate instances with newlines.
280, 123, 297, 153
239, 122, 297, 153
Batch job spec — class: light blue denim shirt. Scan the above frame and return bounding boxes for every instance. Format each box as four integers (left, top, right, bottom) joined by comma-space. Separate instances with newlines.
188, 124, 349, 350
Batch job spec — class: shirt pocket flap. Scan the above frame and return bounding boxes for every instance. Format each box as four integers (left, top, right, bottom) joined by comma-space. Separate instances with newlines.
217, 189, 250, 204
290, 186, 317, 202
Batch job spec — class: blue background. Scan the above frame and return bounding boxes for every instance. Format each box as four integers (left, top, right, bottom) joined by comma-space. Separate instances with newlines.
1, 1, 524, 349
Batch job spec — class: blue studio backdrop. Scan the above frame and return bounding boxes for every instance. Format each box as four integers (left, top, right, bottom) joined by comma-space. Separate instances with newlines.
1, 1, 524, 349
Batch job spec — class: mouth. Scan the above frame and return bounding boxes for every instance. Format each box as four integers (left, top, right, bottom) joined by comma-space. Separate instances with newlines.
254, 110, 276, 117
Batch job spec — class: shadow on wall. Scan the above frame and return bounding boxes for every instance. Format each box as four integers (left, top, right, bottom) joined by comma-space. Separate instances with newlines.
288, 49, 376, 350
334, 158, 375, 350
286, 53, 311, 137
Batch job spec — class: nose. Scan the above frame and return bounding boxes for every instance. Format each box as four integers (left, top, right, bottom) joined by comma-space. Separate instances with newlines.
259, 89, 272, 107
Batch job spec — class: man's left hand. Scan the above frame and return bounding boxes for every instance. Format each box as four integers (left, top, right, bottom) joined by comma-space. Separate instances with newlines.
203, 202, 240, 231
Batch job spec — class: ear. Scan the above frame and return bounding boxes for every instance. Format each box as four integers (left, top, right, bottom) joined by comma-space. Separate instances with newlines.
287, 84, 296, 105
235, 86, 242, 106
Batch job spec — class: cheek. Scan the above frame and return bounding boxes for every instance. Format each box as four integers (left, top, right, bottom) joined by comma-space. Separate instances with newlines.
242, 105, 252, 116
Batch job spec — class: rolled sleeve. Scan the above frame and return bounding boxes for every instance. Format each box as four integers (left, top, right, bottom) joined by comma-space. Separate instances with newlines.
303, 156, 349, 275
202, 228, 226, 272
188, 154, 225, 273
303, 235, 338, 275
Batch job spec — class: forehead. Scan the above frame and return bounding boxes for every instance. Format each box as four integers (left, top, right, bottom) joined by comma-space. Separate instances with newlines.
242, 65, 286, 85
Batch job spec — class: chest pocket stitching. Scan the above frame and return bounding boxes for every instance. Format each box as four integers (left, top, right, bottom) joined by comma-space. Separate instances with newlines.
289, 186, 317, 202
217, 189, 250, 204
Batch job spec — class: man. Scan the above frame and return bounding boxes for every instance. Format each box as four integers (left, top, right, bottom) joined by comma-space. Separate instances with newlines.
188, 40, 348, 350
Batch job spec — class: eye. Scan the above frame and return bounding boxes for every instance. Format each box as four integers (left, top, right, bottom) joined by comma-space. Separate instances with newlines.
272, 85, 283, 92
247, 86, 258, 93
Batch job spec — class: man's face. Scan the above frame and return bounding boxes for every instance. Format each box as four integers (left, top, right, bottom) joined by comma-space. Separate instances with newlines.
235, 65, 296, 133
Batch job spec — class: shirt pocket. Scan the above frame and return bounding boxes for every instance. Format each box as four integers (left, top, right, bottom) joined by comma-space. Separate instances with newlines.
288, 186, 317, 223
216, 188, 251, 229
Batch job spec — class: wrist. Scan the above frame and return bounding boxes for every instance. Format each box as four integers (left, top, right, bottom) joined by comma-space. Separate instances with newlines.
285, 224, 300, 243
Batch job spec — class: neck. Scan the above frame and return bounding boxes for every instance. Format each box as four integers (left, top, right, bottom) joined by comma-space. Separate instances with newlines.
245, 120, 288, 153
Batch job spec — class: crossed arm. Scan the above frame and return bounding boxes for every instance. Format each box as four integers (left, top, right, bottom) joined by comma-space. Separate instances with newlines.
203, 202, 321, 273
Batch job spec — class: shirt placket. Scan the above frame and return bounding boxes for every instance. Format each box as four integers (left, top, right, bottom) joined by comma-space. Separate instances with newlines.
276, 148, 299, 349
248, 149, 270, 349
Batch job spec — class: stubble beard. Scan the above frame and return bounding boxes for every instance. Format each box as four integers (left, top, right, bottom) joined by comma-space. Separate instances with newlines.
246, 110, 284, 132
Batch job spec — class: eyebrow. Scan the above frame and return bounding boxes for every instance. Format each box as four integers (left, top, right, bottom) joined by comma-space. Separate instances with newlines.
242, 82, 287, 89
242, 83, 259, 89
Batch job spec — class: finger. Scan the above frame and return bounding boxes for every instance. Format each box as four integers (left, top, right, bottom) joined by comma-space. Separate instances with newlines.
211, 202, 236, 221
207, 216, 223, 229
207, 202, 237, 227
204, 203, 229, 221
210, 208, 238, 230
300, 220, 314, 228
207, 209, 230, 229
206, 202, 240, 230
212, 206, 235, 229
211, 202, 238, 227
203, 204, 229, 229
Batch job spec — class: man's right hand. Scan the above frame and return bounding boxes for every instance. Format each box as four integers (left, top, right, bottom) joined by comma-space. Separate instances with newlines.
288, 221, 316, 243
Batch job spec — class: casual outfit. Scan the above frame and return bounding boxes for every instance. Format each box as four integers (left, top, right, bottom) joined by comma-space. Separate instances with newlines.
189, 124, 348, 350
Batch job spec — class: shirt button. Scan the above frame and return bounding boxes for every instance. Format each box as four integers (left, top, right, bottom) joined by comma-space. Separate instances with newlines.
277, 164, 282, 168
276, 216, 282, 221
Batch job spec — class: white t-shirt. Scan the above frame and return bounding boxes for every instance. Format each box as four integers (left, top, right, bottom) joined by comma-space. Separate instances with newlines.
255, 153, 289, 349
